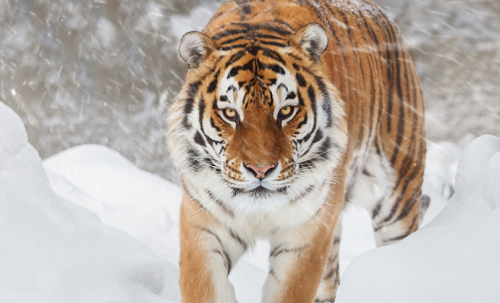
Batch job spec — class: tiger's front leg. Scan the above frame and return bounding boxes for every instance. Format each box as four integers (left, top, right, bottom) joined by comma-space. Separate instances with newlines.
261, 202, 343, 303
179, 193, 246, 303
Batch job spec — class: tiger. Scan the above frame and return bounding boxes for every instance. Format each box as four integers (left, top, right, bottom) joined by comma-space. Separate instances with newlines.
167, 0, 426, 302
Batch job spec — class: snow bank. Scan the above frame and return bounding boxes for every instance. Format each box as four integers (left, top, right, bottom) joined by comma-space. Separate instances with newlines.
0, 102, 175, 303
337, 135, 500, 303
43, 144, 182, 266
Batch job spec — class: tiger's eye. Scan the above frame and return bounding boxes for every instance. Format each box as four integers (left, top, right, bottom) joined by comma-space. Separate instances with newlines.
280, 106, 292, 116
224, 108, 236, 118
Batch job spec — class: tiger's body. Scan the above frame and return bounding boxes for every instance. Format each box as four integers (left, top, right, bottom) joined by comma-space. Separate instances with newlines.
167, 0, 426, 302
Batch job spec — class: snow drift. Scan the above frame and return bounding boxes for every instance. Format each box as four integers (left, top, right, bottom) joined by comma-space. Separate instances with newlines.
0, 102, 176, 303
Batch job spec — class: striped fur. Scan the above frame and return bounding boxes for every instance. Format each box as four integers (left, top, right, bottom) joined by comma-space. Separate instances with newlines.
167, 0, 426, 302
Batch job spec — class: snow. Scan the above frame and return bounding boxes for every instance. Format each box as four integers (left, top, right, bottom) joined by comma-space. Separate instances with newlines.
337, 135, 500, 303
0, 102, 176, 303
2, 100, 499, 302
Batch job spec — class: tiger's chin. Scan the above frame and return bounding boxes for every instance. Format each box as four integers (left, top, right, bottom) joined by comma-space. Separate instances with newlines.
229, 187, 290, 215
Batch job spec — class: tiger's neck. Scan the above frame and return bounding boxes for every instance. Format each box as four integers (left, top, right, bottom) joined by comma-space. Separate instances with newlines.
181, 173, 332, 238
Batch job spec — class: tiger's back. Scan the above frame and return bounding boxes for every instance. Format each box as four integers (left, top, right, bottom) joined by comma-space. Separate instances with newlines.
168, 0, 426, 302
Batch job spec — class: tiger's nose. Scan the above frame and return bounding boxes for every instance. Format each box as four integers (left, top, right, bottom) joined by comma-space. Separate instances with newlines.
244, 163, 276, 180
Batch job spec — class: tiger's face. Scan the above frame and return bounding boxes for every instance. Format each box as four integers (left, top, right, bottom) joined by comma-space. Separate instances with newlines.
168, 23, 347, 214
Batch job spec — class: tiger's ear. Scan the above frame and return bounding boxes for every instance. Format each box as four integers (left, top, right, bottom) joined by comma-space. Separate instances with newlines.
179, 31, 216, 68
291, 23, 328, 63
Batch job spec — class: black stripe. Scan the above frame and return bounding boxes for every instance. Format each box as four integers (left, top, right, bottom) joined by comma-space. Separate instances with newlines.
323, 269, 335, 280
213, 28, 249, 41
194, 131, 206, 147
257, 40, 288, 48
258, 47, 286, 64
296, 73, 307, 87
256, 60, 285, 74
210, 117, 221, 132
183, 99, 194, 129
297, 90, 305, 106
187, 148, 204, 171
315, 76, 333, 128
375, 185, 420, 230
406, 213, 419, 233
270, 245, 307, 258
182, 81, 201, 128
317, 137, 331, 160
207, 70, 220, 93
308, 85, 317, 117
296, 112, 308, 129
207, 190, 234, 217
212, 249, 232, 274
198, 98, 220, 147
383, 235, 406, 243
298, 159, 315, 170
183, 183, 206, 209
286, 91, 296, 100
371, 198, 383, 219
229, 229, 248, 250
195, 226, 232, 273
254, 33, 288, 42
220, 43, 248, 51
311, 129, 324, 144
223, 249, 232, 274
393, 192, 419, 223
219, 36, 247, 46
393, 132, 424, 196
300, 85, 318, 144
225, 50, 247, 67
228, 59, 254, 78
198, 98, 206, 131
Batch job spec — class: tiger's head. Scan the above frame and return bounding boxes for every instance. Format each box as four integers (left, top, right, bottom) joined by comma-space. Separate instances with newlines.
168, 23, 347, 214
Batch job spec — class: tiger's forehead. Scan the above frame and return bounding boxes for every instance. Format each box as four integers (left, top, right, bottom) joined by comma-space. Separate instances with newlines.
217, 48, 297, 109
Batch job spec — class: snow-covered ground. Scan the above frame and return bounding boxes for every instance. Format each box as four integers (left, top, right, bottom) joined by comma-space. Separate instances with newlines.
2, 100, 499, 302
